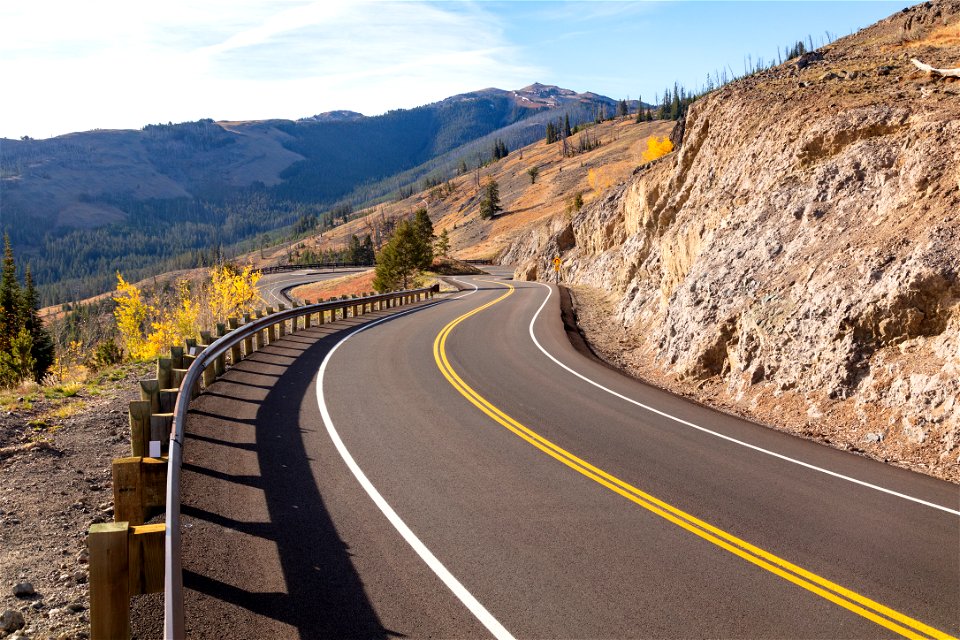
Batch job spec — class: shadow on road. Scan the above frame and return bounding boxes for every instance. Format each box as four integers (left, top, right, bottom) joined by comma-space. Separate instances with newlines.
181, 321, 406, 639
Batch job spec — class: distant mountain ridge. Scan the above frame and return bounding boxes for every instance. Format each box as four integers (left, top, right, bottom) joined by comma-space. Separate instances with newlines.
0, 83, 633, 303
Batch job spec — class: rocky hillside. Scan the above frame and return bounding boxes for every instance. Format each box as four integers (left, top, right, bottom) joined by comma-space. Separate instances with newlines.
506, 1, 960, 481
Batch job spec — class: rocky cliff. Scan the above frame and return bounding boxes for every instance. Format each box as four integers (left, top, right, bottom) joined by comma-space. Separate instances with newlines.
506, 1, 960, 481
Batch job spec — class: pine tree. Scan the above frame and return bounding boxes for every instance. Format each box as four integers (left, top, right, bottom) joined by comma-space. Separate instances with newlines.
373, 219, 431, 292
361, 235, 375, 265
0, 234, 19, 354
8, 329, 34, 386
479, 180, 502, 220
412, 208, 434, 269
545, 122, 557, 144
563, 114, 572, 138
22, 267, 54, 383
434, 228, 450, 258
348, 234, 363, 263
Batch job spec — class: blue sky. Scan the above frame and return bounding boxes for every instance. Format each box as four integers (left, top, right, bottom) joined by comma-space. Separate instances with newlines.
0, 1, 908, 139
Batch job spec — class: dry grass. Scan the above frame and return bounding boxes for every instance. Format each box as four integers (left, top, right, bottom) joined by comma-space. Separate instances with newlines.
292, 270, 378, 301
915, 21, 960, 48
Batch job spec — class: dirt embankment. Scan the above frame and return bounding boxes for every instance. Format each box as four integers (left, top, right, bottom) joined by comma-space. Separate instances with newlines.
508, 1, 960, 482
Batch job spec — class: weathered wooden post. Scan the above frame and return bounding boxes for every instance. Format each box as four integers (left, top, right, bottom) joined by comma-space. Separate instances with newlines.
255, 309, 267, 350
139, 379, 160, 414
291, 302, 299, 333
157, 358, 172, 390
242, 314, 254, 356
303, 304, 312, 329
266, 306, 277, 342
228, 317, 241, 364
150, 414, 173, 452
214, 323, 227, 376
88, 523, 129, 639
112, 456, 167, 525
277, 304, 287, 337
170, 346, 184, 370
158, 389, 178, 413
128, 401, 151, 458
88, 521, 165, 640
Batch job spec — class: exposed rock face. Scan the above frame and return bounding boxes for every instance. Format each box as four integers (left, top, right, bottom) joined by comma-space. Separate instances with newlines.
506, 1, 960, 480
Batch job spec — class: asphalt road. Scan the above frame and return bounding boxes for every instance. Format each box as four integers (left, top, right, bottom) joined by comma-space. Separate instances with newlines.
180, 271, 959, 639
257, 268, 370, 307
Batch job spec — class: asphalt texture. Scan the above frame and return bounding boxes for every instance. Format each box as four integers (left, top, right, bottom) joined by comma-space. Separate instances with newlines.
180, 272, 959, 639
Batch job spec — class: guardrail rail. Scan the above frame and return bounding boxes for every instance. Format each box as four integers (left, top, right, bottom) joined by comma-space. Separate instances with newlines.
86, 286, 438, 639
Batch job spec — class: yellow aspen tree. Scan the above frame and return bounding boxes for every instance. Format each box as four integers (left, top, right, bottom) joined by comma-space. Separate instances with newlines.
209, 265, 262, 322
113, 273, 151, 360
174, 280, 199, 342
641, 136, 674, 163
145, 310, 177, 360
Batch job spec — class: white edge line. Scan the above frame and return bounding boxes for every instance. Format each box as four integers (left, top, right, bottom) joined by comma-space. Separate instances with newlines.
527, 282, 960, 517
315, 303, 516, 640
450, 277, 479, 299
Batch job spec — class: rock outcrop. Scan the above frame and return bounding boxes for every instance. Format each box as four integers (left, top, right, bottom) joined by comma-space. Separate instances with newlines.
506, 1, 960, 481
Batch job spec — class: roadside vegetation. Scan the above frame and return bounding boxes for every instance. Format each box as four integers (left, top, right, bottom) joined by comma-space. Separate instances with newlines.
113, 264, 262, 360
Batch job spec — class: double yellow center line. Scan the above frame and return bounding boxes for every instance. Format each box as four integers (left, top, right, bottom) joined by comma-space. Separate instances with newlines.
432, 280, 954, 640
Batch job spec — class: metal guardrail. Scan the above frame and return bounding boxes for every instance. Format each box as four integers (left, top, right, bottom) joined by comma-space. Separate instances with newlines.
260, 262, 371, 274
163, 286, 437, 638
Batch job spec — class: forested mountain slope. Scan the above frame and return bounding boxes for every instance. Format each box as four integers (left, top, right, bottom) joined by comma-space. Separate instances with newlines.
0, 84, 624, 304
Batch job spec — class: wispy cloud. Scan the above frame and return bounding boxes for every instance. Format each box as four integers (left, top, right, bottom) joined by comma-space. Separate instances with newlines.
0, 0, 542, 138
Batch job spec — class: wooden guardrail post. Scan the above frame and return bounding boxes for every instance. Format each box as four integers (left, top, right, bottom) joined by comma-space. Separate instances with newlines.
150, 414, 173, 454
277, 304, 287, 337
255, 309, 267, 350
158, 389, 178, 413
215, 323, 227, 376
291, 302, 299, 332
139, 379, 160, 413
172, 367, 188, 390
89, 522, 165, 640
112, 456, 167, 525
202, 361, 216, 389
266, 307, 277, 342
128, 401, 151, 458
157, 358, 172, 390
318, 302, 326, 325
128, 523, 165, 596
242, 314, 254, 356
228, 317, 242, 363
170, 346, 184, 369
89, 523, 130, 639
303, 305, 312, 329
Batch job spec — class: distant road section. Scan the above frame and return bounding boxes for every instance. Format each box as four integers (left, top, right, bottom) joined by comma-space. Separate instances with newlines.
257, 267, 369, 307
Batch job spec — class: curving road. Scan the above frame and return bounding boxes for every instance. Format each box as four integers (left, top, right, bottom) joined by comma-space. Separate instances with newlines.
257, 268, 370, 307
179, 271, 959, 639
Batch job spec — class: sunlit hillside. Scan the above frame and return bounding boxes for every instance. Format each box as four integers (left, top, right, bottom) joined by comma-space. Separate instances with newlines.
252, 116, 673, 265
